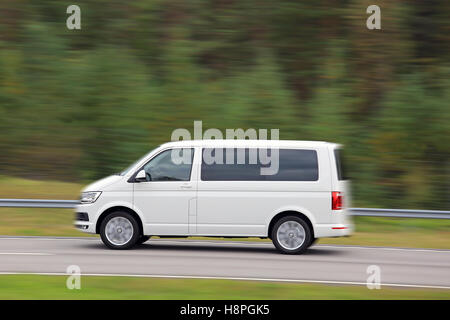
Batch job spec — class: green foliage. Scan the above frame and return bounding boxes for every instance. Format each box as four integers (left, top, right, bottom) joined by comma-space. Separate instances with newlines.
1, 275, 449, 300
370, 72, 450, 209
0, 0, 448, 209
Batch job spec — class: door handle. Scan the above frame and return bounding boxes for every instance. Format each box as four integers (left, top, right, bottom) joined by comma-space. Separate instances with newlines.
181, 185, 192, 189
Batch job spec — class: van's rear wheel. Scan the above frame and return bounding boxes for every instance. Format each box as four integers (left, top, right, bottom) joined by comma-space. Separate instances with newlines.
100, 211, 140, 249
308, 237, 318, 248
271, 216, 312, 254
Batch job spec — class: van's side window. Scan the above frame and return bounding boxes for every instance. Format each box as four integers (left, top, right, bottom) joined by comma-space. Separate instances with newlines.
143, 148, 194, 181
201, 148, 318, 181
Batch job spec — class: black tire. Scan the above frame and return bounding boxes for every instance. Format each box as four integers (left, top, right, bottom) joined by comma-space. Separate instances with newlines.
137, 235, 151, 245
308, 237, 318, 248
271, 215, 312, 254
99, 211, 140, 250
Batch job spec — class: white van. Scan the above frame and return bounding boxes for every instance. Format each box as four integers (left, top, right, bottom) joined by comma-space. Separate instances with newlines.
75, 140, 353, 254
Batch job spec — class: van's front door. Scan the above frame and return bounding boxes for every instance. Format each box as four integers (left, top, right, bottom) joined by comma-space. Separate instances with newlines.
133, 148, 196, 235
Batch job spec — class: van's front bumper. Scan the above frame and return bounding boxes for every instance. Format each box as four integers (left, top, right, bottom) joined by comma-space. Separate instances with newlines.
74, 221, 95, 233
74, 204, 97, 234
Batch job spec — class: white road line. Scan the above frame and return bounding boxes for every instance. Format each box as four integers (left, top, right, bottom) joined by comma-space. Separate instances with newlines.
0, 272, 449, 290
317, 245, 450, 253
0, 252, 53, 256
0, 237, 97, 241
0, 236, 449, 253
151, 239, 272, 246
147, 240, 450, 253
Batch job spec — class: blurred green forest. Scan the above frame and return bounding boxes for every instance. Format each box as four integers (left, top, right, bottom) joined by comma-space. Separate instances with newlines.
0, 0, 449, 209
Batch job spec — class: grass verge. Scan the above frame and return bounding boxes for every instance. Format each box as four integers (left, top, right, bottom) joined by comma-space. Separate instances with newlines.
0, 275, 448, 299
0, 175, 82, 200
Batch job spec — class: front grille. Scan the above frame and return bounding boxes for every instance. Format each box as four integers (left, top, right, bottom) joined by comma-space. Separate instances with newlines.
75, 212, 89, 221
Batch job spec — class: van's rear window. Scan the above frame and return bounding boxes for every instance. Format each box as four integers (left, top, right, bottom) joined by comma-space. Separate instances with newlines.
201, 148, 318, 181
334, 149, 348, 180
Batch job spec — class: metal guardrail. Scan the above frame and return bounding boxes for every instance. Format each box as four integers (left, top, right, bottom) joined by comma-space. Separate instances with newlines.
0, 199, 449, 219
0, 199, 80, 209
349, 208, 450, 219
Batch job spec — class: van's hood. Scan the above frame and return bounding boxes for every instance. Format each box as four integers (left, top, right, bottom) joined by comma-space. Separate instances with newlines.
82, 175, 123, 192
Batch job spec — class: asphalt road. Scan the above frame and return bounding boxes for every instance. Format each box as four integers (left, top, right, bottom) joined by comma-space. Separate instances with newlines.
0, 236, 449, 289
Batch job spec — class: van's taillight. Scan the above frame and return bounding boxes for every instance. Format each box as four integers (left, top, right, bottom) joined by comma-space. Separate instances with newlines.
332, 191, 343, 210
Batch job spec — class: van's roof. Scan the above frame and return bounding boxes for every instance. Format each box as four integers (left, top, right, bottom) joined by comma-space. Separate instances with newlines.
160, 140, 340, 149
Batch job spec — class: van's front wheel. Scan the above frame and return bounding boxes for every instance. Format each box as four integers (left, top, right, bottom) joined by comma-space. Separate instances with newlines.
271, 216, 312, 254
100, 211, 140, 249
137, 235, 151, 244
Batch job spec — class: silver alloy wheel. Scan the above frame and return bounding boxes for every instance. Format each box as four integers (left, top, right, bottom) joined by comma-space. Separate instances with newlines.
105, 217, 134, 246
276, 221, 305, 250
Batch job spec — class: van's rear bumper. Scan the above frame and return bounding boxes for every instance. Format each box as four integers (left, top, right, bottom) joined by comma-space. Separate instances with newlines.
314, 223, 354, 238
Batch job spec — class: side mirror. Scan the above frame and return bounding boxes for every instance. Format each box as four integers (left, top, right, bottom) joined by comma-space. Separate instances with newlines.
135, 169, 148, 182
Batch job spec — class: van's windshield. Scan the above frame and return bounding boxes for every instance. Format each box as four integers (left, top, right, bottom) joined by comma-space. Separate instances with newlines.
118, 148, 157, 176
334, 148, 348, 180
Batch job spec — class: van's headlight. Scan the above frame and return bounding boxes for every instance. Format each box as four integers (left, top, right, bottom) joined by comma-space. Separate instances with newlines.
80, 191, 102, 204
